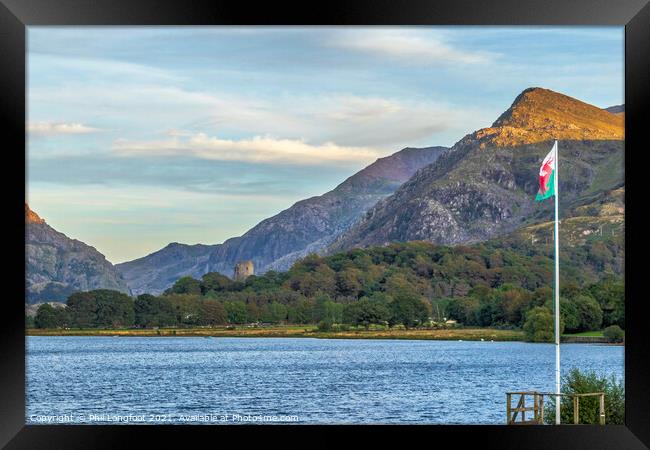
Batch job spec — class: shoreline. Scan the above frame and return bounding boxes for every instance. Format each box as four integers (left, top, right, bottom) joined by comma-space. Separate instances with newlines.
25, 327, 620, 344
27, 326, 523, 341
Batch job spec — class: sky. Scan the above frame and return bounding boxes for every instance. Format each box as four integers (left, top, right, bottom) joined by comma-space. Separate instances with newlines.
27, 26, 624, 263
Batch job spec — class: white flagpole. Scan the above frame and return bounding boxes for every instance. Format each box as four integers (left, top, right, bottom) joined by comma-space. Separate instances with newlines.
553, 140, 561, 425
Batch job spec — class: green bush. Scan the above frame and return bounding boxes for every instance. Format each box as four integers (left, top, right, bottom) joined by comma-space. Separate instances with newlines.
603, 325, 624, 343
317, 319, 333, 332
544, 368, 624, 424
523, 306, 563, 342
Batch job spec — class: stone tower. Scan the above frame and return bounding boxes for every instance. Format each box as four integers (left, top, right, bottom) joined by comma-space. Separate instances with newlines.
233, 260, 254, 281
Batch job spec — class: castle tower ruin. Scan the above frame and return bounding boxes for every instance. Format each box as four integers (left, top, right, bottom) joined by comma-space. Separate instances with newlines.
233, 260, 254, 281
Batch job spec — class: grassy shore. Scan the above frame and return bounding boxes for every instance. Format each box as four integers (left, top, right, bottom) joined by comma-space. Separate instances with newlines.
562, 331, 605, 337
27, 325, 524, 341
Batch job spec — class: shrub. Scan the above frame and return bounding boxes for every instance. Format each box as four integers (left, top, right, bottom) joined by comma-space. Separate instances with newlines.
523, 306, 562, 342
317, 319, 333, 332
544, 368, 624, 424
603, 325, 624, 343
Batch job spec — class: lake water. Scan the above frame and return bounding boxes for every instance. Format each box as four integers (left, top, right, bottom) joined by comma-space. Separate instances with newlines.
26, 337, 624, 424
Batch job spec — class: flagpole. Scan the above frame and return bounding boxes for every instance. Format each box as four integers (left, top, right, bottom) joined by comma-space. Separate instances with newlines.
553, 140, 561, 425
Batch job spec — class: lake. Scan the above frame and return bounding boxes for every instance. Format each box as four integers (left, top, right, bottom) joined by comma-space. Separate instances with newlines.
26, 336, 624, 424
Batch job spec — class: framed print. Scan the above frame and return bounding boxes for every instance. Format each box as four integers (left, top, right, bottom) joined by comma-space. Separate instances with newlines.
1, 0, 649, 448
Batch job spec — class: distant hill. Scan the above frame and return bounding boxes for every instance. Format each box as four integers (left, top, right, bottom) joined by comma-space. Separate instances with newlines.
26, 204, 130, 303
328, 87, 624, 253
604, 104, 624, 115
116, 146, 448, 295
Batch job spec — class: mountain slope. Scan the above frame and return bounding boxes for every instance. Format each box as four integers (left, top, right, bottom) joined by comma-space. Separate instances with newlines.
604, 104, 624, 115
328, 88, 624, 253
117, 146, 448, 295
26, 204, 131, 303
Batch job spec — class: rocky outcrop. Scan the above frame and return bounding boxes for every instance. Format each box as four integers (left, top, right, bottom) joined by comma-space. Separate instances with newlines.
117, 146, 448, 294
328, 88, 624, 253
26, 204, 130, 303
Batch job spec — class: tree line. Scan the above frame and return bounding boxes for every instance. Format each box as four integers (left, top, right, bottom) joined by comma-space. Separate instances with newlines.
30, 235, 624, 342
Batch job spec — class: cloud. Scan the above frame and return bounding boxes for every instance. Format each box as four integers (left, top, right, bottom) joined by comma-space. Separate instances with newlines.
28, 121, 102, 136
30, 79, 493, 149
30, 53, 180, 82
112, 133, 383, 166
330, 30, 495, 65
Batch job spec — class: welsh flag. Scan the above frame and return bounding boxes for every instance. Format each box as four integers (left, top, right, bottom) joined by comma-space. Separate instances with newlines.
535, 141, 557, 201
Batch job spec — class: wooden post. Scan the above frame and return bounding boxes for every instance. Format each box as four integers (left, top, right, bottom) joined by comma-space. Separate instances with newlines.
540, 394, 545, 424
573, 396, 579, 425
521, 394, 526, 422
599, 394, 606, 425
507, 393, 511, 424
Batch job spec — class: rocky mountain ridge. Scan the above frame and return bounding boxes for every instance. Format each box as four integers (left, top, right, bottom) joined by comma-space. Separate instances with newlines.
116, 146, 448, 294
26, 204, 131, 302
327, 88, 624, 253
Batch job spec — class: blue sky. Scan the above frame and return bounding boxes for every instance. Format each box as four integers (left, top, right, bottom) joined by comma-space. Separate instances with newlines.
27, 26, 624, 263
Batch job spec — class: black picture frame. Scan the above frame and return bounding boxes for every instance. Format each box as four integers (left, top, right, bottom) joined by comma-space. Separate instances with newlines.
2, 1, 649, 448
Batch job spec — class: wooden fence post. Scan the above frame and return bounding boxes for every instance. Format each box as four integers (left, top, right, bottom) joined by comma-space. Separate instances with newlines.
506, 393, 511, 424
599, 394, 606, 425
573, 396, 579, 425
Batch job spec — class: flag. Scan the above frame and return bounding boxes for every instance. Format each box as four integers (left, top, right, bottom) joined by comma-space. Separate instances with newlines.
535, 142, 557, 201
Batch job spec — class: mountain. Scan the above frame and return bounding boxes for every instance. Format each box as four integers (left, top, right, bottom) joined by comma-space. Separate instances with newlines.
26, 204, 130, 303
328, 88, 624, 253
116, 146, 448, 295
604, 104, 624, 115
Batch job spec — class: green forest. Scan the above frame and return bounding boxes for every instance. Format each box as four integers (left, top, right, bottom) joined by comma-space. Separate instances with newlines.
29, 233, 624, 343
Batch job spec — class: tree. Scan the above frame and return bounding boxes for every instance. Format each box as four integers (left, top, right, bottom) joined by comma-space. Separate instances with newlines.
200, 272, 233, 294
498, 287, 531, 326
286, 257, 337, 298
336, 268, 363, 298
91, 290, 134, 328
66, 292, 97, 328
589, 277, 624, 328
388, 293, 430, 328
544, 369, 624, 424
35, 304, 57, 328
134, 294, 175, 327
523, 306, 563, 342
169, 276, 202, 295
264, 301, 288, 324
166, 294, 203, 325
573, 294, 603, 332
35, 303, 68, 328
323, 300, 344, 324
224, 300, 248, 324
343, 298, 390, 328
246, 302, 260, 322
199, 300, 227, 326
312, 293, 343, 323
287, 299, 314, 324
532, 286, 552, 308
560, 298, 581, 333
445, 297, 479, 325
